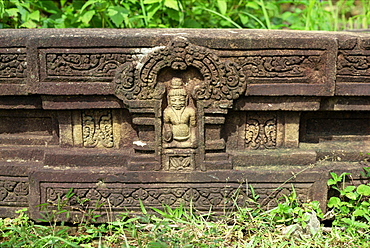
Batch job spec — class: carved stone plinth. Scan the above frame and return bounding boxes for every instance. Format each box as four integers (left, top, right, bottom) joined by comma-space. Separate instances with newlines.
163, 149, 195, 171
0, 29, 369, 221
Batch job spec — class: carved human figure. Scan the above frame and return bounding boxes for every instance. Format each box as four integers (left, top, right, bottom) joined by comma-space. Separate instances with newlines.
163, 78, 197, 148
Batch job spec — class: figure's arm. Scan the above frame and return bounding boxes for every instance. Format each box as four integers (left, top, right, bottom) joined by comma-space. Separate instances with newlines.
188, 108, 197, 148
189, 109, 196, 127
163, 109, 172, 142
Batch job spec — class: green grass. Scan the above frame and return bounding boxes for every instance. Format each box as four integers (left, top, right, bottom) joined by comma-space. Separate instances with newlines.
1, 169, 370, 247
0, 0, 369, 30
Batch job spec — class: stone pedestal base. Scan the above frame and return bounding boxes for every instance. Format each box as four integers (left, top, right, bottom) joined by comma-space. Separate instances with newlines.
163, 149, 195, 171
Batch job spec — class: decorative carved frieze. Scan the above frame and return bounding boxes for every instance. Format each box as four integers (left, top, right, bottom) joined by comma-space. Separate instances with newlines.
337, 54, 370, 76
246, 113, 277, 149
115, 38, 246, 104
82, 110, 114, 148
46, 53, 131, 77
0, 180, 29, 205
41, 182, 311, 210
336, 38, 370, 95
0, 53, 27, 78
40, 49, 135, 81
237, 55, 321, 78
44, 184, 244, 209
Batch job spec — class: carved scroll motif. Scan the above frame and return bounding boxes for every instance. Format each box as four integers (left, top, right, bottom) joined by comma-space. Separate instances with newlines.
82, 110, 114, 148
115, 38, 246, 104
43, 183, 310, 210
46, 53, 132, 77
0, 54, 27, 78
0, 180, 29, 205
337, 53, 370, 76
45, 185, 243, 209
246, 113, 277, 149
237, 55, 321, 78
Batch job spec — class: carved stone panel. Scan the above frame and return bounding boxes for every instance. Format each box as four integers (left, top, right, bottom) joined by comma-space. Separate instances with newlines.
82, 110, 114, 148
225, 110, 300, 153
0, 177, 29, 206
2, 29, 370, 220
35, 181, 315, 215
0, 48, 27, 82
39, 48, 135, 82
222, 49, 335, 96
163, 149, 196, 171
336, 37, 370, 95
40, 182, 245, 211
245, 112, 277, 149
0, 47, 27, 94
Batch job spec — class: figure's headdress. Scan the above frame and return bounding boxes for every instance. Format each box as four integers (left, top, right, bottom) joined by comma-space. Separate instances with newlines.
168, 78, 187, 97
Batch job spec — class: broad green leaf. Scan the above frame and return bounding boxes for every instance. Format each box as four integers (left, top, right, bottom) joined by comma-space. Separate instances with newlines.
357, 184, 370, 196
166, 8, 179, 21
344, 185, 356, 193
217, 0, 227, 15
330, 172, 339, 181
265, 1, 278, 11
353, 209, 365, 217
5, 8, 19, 19
107, 6, 128, 27
20, 20, 37, 28
29, 10, 40, 21
327, 178, 337, 186
345, 192, 357, 200
239, 13, 249, 25
60, 0, 68, 7
246, 2, 259, 10
327, 196, 340, 208
80, 10, 95, 24
164, 0, 179, 11
281, 11, 292, 21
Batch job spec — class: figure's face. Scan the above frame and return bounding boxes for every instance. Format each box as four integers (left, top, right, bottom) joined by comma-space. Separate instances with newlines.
170, 95, 186, 110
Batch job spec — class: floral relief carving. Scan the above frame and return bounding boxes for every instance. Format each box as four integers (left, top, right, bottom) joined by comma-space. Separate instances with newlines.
46, 53, 132, 77
44, 185, 244, 209
337, 53, 370, 76
246, 113, 277, 149
82, 110, 114, 148
43, 184, 311, 210
0, 54, 27, 78
237, 55, 321, 78
0, 180, 29, 205
169, 156, 192, 170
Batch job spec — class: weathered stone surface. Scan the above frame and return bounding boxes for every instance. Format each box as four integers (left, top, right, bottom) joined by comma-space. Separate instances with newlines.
336, 34, 370, 96
0, 29, 369, 220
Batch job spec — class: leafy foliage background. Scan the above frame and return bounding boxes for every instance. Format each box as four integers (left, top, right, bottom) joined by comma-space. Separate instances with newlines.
0, 0, 369, 30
